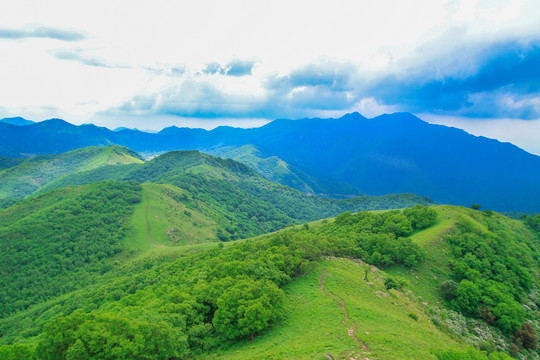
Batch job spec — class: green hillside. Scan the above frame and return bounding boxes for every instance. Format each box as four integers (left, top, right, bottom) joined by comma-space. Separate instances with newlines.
0, 156, 24, 171
125, 183, 220, 250
0, 148, 537, 359
0, 145, 144, 200
0, 181, 142, 318
32, 149, 434, 240
1, 202, 537, 359
205, 144, 363, 197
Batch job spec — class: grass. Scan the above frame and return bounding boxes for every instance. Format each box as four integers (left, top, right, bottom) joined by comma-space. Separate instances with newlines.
212, 259, 464, 360
0, 145, 143, 199
385, 206, 458, 304
123, 183, 219, 252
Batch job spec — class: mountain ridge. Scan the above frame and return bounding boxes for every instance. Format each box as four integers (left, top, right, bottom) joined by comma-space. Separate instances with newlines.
1, 112, 539, 211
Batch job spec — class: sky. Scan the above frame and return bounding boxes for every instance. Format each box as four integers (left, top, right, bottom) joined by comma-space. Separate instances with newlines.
1, 0, 540, 154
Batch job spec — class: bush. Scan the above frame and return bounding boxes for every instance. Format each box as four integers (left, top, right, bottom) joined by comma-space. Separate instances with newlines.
514, 322, 537, 350
403, 204, 437, 230
440, 280, 459, 301
384, 276, 409, 290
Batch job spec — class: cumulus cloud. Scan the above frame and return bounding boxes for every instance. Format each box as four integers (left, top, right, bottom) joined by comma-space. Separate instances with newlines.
115, 79, 266, 118
110, 61, 360, 119
225, 60, 257, 76
0, 26, 86, 41
51, 49, 130, 69
144, 65, 185, 77
364, 38, 540, 119
201, 59, 257, 76
106, 38, 540, 121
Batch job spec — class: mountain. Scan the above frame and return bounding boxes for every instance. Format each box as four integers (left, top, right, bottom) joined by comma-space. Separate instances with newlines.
205, 144, 363, 196
0, 146, 433, 238
0, 117, 34, 126
1, 113, 540, 211
0, 119, 115, 157
0, 149, 432, 329
0, 145, 143, 200
0, 156, 23, 171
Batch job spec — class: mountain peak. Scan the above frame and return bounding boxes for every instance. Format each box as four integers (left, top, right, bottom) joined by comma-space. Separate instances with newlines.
41, 118, 73, 127
0, 117, 34, 126
339, 112, 366, 121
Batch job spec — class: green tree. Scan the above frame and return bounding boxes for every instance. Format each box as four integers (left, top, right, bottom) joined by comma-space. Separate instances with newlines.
213, 279, 284, 340
456, 280, 481, 315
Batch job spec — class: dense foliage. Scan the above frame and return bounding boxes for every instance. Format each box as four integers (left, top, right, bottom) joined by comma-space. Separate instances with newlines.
0, 181, 141, 318
0, 156, 23, 171
0, 206, 433, 358
439, 211, 539, 344
300, 206, 436, 267
28, 149, 433, 242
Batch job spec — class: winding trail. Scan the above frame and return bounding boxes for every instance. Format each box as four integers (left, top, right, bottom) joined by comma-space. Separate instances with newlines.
320, 269, 370, 352
145, 194, 166, 248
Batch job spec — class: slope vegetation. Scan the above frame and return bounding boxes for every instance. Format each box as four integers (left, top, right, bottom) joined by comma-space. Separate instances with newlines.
0, 145, 143, 200
205, 144, 363, 196
1, 203, 536, 359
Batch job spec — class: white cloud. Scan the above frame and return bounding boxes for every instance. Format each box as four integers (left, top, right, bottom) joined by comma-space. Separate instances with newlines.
1, 0, 540, 154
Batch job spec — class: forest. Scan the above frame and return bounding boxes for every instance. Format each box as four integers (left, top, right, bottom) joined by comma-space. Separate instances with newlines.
1, 203, 537, 359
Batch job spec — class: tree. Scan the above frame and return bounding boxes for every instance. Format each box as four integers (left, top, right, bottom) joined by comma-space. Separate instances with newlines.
514, 322, 537, 350
213, 279, 284, 340
384, 276, 408, 290
439, 280, 459, 301
403, 204, 437, 229
455, 280, 481, 315
492, 301, 525, 334
470, 204, 481, 210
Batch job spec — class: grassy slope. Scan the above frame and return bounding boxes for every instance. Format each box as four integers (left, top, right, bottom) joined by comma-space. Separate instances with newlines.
2, 202, 534, 358
385, 206, 458, 304
123, 183, 219, 251
213, 259, 463, 360
211, 205, 539, 359
0, 145, 143, 199
386, 205, 538, 304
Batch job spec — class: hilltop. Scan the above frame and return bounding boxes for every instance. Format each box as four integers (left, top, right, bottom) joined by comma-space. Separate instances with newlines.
0, 145, 143, 201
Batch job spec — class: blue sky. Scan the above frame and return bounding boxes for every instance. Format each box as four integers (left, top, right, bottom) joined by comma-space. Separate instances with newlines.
1, 0, 539, 154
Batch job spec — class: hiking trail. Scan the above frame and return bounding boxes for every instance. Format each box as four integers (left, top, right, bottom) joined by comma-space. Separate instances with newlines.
320, 269, 370, 352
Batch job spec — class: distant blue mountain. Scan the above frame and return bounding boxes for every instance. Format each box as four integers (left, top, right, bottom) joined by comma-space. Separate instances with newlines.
1, 112, 539, 212
0, 117, 34, 126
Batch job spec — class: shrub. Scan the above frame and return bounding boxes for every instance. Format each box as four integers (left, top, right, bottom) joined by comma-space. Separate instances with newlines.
384, 276, 409, 290
439, 280, 459, 301
514, 322, 537, 350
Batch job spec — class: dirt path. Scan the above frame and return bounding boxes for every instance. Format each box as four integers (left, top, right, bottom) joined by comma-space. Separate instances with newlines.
145, 195, 166, 248
320, 269, 370, 352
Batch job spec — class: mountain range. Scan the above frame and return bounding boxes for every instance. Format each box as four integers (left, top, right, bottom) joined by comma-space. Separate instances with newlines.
1, 112, 539, 212
0, 132, 538, 359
